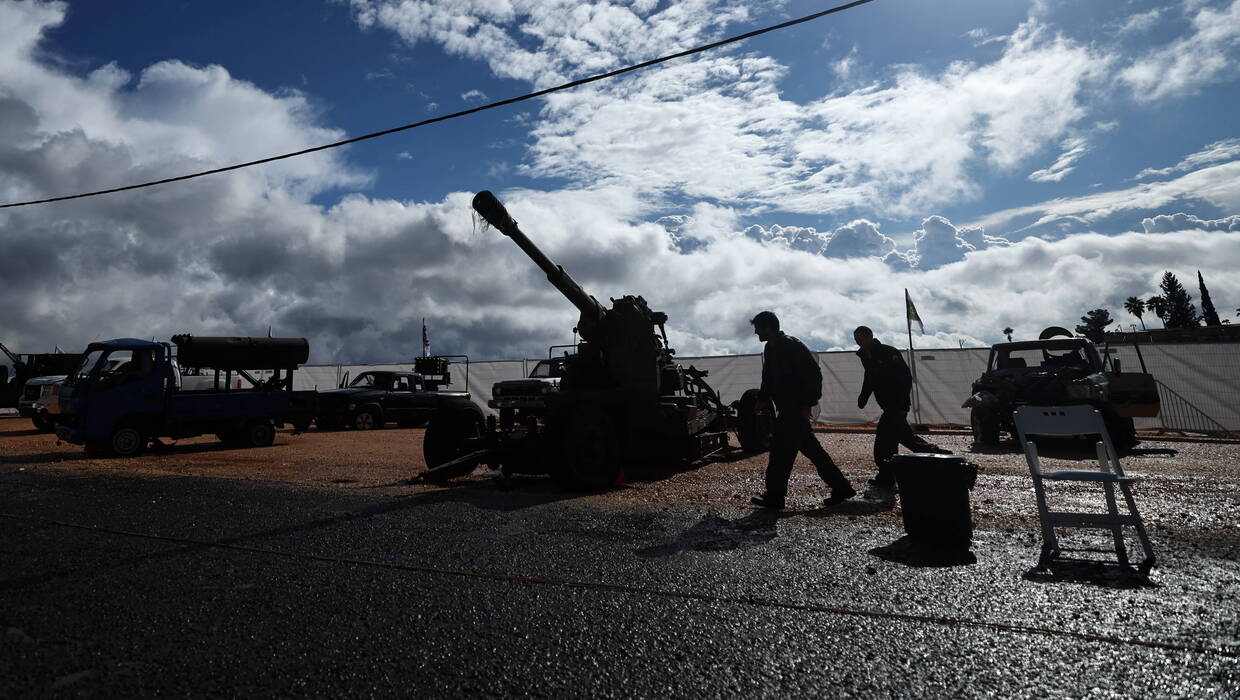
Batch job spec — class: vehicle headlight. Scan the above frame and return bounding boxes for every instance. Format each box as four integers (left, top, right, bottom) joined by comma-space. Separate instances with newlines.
346, 403, 357, 412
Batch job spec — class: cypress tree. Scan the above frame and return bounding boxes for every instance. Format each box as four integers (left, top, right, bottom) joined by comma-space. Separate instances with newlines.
1159, 271, 1199, 329
1198, 270, 1222, 326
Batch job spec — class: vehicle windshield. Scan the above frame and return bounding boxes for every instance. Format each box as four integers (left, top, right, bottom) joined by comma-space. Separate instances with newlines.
530, 360, 565, 378
69, 350, 107, 385
349, 373, 388, 389
993, 346, 1092, 371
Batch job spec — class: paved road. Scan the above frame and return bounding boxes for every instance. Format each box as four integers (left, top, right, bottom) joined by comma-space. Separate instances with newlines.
2, 467, 1237, 697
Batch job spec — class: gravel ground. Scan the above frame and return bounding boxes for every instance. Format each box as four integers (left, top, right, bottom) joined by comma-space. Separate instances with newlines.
1, 416, 1237, 697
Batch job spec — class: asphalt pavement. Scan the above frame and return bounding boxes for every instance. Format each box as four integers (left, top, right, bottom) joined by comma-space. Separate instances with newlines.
2, 464, 1237, 697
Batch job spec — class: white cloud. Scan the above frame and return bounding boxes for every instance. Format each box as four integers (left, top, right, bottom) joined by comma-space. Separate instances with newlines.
1121, 0, 1240, 100
460, 88, 487, 102
1141, 212, 1240, 232
5, 0, 1239, 366
1028, 136, 1090, 182
1134, 137, 1240, 179
972, 160, 1240, 235
352, 5, 1114, 218
1115, 7, 1164, 37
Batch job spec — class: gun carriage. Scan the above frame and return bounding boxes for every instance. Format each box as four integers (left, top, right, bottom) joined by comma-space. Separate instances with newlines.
422, 191, 767, 490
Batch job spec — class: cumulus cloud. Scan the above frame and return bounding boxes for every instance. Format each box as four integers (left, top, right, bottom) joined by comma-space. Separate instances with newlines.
972, 160, 1240, 236
4, 0, 1239, 368
1141, 212, 1240, 232
1121, 0, 1240, 100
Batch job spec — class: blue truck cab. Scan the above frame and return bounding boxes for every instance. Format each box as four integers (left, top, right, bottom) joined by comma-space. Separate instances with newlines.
56, 336, 316, 457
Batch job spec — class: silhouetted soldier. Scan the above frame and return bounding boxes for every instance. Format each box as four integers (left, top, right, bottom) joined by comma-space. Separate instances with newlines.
854, 325, 950, 492
749, 311, 855, 509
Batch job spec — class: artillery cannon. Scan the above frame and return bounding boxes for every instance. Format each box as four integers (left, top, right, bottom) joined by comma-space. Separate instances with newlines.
422, 191, 759, 490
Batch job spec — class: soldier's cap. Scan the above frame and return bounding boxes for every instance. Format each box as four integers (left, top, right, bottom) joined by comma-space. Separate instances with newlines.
750, 311, 779, 329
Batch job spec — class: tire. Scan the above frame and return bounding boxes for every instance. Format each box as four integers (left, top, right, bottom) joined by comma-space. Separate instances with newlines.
110, 426, 145, 457
1103, 411, 1138, 455
423, 408, 486, 478
552, 404, 622, 492
736, 388, 773, 453
244, 420, 276, 447
32, 414, 54, 433
352, 409, 381, 430
970, 407, 1000, 446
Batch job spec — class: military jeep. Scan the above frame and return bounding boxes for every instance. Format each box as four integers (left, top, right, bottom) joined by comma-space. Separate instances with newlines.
962, 337, 1160, 451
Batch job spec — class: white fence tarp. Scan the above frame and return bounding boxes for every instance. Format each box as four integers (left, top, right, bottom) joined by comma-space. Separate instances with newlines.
293, 343, 1240, 431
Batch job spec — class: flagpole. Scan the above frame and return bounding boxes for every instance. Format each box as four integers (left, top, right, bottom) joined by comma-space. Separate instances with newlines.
905, 289, 921, 425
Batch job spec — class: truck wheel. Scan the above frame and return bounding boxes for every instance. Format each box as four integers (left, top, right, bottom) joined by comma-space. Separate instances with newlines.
736, 389, 773, 453
423, 408, 485, 477
245, 421, 276, 447
970, 408, 1000, 446
32, 414, 54, 433
1103, 412, 1138, 455
553, 406, 622, 492
353, 409, 381, 430
110, 426, 145, 457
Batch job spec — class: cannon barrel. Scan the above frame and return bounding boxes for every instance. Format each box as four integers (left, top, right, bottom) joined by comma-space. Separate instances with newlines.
472, 191, 606, 335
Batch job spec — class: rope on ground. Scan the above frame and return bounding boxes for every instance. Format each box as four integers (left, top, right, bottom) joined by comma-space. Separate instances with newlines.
4, 511, 1235, 660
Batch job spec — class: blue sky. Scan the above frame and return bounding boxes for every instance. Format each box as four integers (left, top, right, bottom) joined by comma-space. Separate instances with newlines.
1, 0, 1238, 362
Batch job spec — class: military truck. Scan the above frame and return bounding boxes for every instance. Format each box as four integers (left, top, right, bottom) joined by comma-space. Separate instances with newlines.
962, 333, 1160, 451
420, 191, 766, 490
56, 335, 316, 456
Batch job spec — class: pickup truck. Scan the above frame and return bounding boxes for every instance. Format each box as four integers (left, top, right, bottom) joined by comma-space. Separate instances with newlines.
315, 369, 476, 430
56, 337, 316, 456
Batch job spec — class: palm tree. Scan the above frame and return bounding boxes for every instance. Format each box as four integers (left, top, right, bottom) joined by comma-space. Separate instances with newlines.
1147, 296, 1168, 328
1124, 296, 1147, 330
1002, 327, 1013, 342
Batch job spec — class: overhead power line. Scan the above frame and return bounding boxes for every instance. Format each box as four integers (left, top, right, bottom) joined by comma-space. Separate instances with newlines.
0, 0, 876, 209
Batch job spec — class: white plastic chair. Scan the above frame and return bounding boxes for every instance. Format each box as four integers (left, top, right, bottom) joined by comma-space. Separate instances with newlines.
1013, 405, 1155, 574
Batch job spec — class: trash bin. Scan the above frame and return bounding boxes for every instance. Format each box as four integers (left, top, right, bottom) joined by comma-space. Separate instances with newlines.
889, 453, 978, 545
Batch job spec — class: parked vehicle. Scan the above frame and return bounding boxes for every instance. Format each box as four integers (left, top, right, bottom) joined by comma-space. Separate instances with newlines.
962, 333, 1160, 451
315, 357, 477, 430
1, 342, 83, 411
55, 335, 316, 457
489, 355, 568, 430
19, 375, 67, 432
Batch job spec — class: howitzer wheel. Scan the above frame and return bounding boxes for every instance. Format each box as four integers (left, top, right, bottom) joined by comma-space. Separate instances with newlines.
553, 405, 622, 491
423, 407, 486, 480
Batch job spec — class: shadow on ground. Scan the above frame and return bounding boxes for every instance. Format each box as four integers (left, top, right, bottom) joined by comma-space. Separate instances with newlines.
868, 535, 977, 567
1023, 558, 1156, 589
634, 509, 786, 558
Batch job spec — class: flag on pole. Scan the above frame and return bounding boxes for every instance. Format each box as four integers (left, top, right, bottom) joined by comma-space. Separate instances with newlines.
422, 318, 430, 357
905, 289, 924, 334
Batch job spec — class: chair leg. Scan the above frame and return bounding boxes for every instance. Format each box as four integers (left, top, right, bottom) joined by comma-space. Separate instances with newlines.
1119, 482, 1156, 573
1102, 482, 1129, 567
